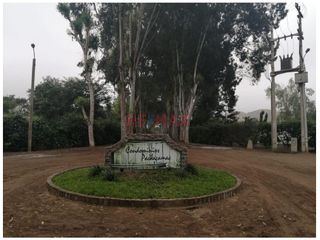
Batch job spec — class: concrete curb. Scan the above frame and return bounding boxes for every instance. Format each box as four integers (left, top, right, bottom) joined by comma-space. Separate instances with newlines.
47, 167, 242, 208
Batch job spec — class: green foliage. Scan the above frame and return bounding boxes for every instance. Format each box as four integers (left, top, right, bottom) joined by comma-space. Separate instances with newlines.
174, 168, 188, 179
190, 120, 258, 147
101, 167, 117, 182
190, 120, 316, 151
3, 76, 119, 152
88, 165, 103, 177
266, 78, 316, 123
3, 113, 120, 152
259, 110, 268, 122
33, 77, 67, 119
256, 122, 271, 147
98, 3, 288, 128
57, 3, 98, 52
3, 95, 28, 115
3, 114, 28, 151
58, 113, 89, 147
94, 119, 121, 145
74, 96, 89, 108
33, 76, 109, 120
4, 4, 292, 150
88, 165, 118, 181
264, 112, 268, 122
308, 123, 316, 151
52, 167, 237, 199
184, 164, 199, 176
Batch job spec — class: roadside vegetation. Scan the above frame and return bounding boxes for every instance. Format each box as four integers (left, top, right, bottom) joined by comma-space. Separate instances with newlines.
52, 166, 236, 199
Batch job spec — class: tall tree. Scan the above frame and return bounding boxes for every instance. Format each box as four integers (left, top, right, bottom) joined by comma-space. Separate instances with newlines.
98, 3, 160, 137
57, 3, 99, 147
148, 3, 287, 143
98, 3, 287, 143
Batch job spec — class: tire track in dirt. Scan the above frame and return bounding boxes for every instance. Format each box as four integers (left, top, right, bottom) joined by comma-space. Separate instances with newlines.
4, 146, 316, 237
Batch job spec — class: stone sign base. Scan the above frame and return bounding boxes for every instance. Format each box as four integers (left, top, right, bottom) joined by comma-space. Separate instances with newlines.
105, 134, 188, 169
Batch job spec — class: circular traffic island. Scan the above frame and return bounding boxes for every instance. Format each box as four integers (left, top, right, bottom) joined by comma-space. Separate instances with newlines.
47, 165, 241, 207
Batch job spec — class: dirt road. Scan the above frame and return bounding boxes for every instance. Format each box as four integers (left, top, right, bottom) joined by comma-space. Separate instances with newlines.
3, 146, 316, 237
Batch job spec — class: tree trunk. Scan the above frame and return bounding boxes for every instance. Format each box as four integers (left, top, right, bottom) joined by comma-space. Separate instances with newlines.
83, 26, 95, 147
163, 98, 170, 134
118, 4, 127, 139
119, 82, 127, 139
127, 3, 158, 135
171, 77, 179, 140
177, 26, 208, 144
128, 73, 136, 134
184, 124, 190, 144
87, 78, 95, 147
135, 79, 142, 133
88, 122, 95, 147
80, 105, 95, 147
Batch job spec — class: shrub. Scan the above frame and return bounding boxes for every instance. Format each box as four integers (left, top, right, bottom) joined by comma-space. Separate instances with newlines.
184, 164, 199, 175
88, 165, 103, 177
190, 120, 258, 147
3, 114, 120, 152
88, 165, 117, 181
190, 120, 316, 151
174, 168, 188, 178
308, 122, 316, 151
256, 122, 271, 147
101, 167, 117, 181
3, 114, 28, 151
94, 119, 121, 145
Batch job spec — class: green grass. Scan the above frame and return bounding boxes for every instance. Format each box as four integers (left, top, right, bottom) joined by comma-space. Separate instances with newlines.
52, 167, 236, 199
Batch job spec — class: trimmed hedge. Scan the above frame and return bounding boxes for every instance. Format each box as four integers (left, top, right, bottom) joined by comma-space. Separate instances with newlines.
189, 121, 257, 147
3, 114, 28, 151
190, 120, 316, 151
4, 115, 315, 152
3, 114, 120, 152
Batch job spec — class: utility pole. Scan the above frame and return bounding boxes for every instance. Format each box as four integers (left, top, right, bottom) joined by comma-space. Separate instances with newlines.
296, 3, 308, 152
28, 43, 36, 152
270, 27, 277, 151
269, 4, 309, 153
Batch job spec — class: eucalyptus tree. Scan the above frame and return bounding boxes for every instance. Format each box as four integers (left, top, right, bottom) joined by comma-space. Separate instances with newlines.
57, 3, 99, 147
148, 3, 287, 143
98, 3, 160, 137
97, 3, 287, 144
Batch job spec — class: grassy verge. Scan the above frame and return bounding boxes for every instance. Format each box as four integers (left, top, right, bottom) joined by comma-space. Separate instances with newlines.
52, 166, 236, 199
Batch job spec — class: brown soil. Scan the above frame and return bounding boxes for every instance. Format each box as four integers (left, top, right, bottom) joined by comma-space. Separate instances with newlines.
3, 146, 316, 237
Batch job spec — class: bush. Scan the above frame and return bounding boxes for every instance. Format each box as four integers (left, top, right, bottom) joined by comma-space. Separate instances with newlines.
88, 165, 117, 181
190, 120, 316, 151
185, 164, 199, 176
88, 165, 103, 177
58, 113, 88, 148
94, 118, 121, 145
174, 168, 188, 179
190, 120, 258, 147
3, 113, 120, 152
4, 113, 315, 152
308, 122, 316, 151
3, 114, 28, 151
256, 122, 271, 147
101, 167, 117, 181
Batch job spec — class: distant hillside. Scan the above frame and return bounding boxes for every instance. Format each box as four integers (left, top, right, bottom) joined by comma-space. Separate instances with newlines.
237, 109, 272, 122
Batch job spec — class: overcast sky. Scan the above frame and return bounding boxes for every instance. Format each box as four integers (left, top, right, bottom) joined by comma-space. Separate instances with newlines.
3, 2, 316, 113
